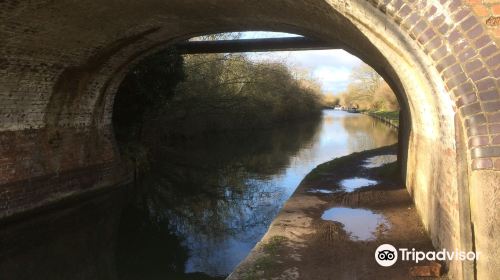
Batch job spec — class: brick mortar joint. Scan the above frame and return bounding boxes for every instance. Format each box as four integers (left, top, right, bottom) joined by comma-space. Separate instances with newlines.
368, 0, 500, 170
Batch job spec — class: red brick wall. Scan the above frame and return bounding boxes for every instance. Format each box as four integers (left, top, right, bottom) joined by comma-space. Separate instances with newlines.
466, 0, 500, 39
0, 127, 127, 218
365, 0, 500, 172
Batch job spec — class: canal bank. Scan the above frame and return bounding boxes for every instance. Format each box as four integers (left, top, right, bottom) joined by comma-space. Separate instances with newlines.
227, 144, 443, 280
361, 110, 399, 129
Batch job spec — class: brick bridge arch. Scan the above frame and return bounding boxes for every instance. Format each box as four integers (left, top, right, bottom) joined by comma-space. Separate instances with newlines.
0, 1, 498, 279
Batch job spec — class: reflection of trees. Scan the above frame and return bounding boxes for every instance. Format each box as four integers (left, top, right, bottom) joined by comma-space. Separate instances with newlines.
144, 118, 322, 234
117, 113, 398, 277
116, 206, 187, 280
128, 117, 321, 275
116, 206, 226, 280
341, 114, 398, 152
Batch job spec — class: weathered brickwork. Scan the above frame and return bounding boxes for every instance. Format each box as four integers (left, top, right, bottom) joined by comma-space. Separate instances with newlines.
0, 126, 125, 217
362, 1, 499, 278
465, 0, 500, 40
0, 0, 498, 279
366, 0, 500, 172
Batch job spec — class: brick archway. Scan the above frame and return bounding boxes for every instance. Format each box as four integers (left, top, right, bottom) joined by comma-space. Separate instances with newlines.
0, 1, 498, 279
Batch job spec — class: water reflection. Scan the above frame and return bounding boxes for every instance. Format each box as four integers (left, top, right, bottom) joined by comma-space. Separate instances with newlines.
307, 189, 335, 194
122, 110, 398, 277
126, 119, 322, 277
339, 177, 378, 192
116, 205, 224, 280
0, 111, 398, 280
0, 191, 125, 280
321, 207, 389, 241
342, 113, 398, 152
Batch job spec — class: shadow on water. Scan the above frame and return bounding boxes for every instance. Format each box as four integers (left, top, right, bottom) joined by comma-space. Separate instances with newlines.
116, 205, 225, 280
117, 110, 398, 278
120, 117, 324, 278
0, 111, 398, 280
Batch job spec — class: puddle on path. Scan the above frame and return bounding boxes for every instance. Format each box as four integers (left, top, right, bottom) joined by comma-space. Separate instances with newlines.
321, 207, 389, 241
307, 189, 335, 194
363, 154, 397, 168
339, 177, 378, 192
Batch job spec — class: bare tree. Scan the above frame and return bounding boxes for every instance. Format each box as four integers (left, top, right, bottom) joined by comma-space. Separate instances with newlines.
338, 63, 398, 111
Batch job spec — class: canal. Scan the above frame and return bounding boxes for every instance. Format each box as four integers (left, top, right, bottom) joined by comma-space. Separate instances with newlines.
0, 110, 397, 280
117, 110, 398, 279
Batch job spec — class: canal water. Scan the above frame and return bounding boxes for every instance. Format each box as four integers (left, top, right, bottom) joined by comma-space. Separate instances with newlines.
0, 110, 397, 280
117, 110, 398, 279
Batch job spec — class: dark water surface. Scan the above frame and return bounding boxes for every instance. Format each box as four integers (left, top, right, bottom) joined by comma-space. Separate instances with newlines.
0, 110, 397, 280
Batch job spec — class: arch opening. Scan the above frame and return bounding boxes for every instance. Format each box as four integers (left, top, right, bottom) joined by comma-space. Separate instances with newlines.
105, 26, 458, 278
1, 1, 499, 279
110, 31, 408, 277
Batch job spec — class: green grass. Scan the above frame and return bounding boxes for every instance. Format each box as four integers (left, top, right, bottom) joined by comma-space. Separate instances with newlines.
366, 110, 399, 123
254, 255, 274, 269
304, 151, 362, 181
358, 110, 399, 127
242, 236, 288, 280
370, 110, 399, 121
304, 145, 399, 181
263, 235, 288, 255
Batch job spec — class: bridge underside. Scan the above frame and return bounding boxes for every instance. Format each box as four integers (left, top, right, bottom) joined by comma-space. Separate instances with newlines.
0, 1, 499, 279
175, 37, 338, 53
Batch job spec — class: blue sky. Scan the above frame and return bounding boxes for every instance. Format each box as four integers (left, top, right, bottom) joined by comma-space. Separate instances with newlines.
240, 32, 363, 94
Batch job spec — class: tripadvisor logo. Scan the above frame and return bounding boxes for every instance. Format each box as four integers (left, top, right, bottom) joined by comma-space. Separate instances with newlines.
375, 244, 398, 267
375, 244, 479, 267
